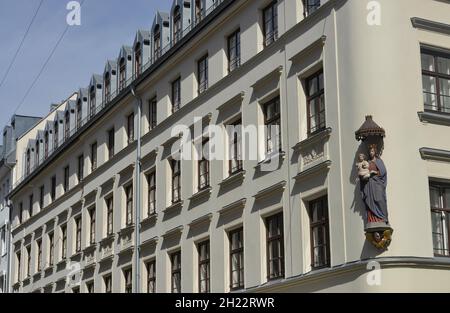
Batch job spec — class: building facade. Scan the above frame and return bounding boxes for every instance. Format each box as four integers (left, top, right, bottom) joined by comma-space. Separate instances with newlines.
0, 115, 41, 293
7, 0, 450, 293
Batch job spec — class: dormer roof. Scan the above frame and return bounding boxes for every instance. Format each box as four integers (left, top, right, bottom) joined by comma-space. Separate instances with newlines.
134, 30, 151, 46
119, 46, 133, 60
104, 60, 117, 75
78, 88, 88, 102
90, 74, 103, 87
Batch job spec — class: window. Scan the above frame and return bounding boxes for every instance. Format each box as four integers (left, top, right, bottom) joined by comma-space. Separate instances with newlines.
51, 176, 56, 201
146, 260, 156, 293
266, 213, 284, 280
54, 121, 59, 150
104, 73, 111, 103
147, 172, 156, 216
263, 97, 281, 155
263, 1, 278, 47
172, 78, 181, 113
429, 182, 450, 257
44, 132, 49, 158
63, 166, 70, 192
154, 26, 161, 59
124, 269, 132, 293
119, 58, 126, 90
135, 43, 142, 76
149, 98, 157, 130
171, 251, 181, 293
78, 155, 84, 182
61, 225, 67, 259
76, 101, 82, 129
65, 111, 70, 139
49, 232, 54, 267
89, 207, 96, 245
28, 194, 33, 218
26, 246, 31, 277
229, 228, 244, 290
19, 202, 23, 224
86, 281, 94, 293
91, 142, 97, 172
39, 185, 45, 209
309, 196, 330, 269
89, 86, 96, 118
421, 48, 450, 113
16, 252, 21, 283
228, 119, 243, 176
197, 55, 209, 94
107, 128, 115, 160
194, 0, 203, 24
303, 0, 321, 17
36, 239, 42, 272
104, 275, 112, 293
306, 70, 325, 135
171, 159, 181, 204
125, 185, 133, 226
106, 197, 114, 236
35, 141, 40, 166
127, 113, 135, 144
198, 241, 210, 293
75, 217, 82, 253
198, 139, 210, 190
228, 30, 241, 72
26, 149, 31, 175
173, 6, 182, 44
0, 228, 5, 256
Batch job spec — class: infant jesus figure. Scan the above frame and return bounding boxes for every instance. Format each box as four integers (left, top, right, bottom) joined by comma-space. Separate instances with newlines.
356, 153, 371, 180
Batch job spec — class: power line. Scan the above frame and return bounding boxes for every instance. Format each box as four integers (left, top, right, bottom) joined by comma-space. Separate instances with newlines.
0, 0, 45, 90
13, 0, 87, 115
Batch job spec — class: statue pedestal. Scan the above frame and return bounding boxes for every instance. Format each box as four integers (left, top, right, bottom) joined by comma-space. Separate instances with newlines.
365, 223, 393, 250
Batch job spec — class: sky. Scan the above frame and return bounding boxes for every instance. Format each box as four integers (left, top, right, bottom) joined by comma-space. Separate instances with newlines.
0, 0, 172, 142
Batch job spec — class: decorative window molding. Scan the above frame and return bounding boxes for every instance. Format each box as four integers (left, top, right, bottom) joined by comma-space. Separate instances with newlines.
253, 181, 287, 201
411, 17, 450, 35
418, 111, 450, 127
420, 147, 450, 162
188, 213, 213, 229
294, 160, 332, 182
219, 198, 246, 216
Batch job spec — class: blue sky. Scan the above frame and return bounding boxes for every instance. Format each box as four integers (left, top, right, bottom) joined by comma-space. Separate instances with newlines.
0, 0, 171, 139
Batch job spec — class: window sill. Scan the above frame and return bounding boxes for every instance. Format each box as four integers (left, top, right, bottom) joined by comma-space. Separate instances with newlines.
100, 233, 116, 244
22, 276, 31, 285
141, 213, 158, 227
33, 271, 42, 281
57, 258, 68, 267
418, 110, 450, 126
189, 187, 212, 202
83, 244, 97, 254
44, 266, 54, 275
163, 201, 184, 214
255, 151, 286, 170
219, 170, 245, 187
70, 251, 83, 261
119, 224, 135, 236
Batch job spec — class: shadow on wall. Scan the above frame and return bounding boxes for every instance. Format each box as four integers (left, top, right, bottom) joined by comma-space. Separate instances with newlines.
349, 140, 386, 260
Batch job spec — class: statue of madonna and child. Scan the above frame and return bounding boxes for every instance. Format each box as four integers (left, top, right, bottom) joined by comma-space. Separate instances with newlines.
355, 116, 393, 250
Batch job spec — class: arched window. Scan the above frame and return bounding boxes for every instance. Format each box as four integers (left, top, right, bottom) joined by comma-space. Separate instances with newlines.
104, 73, 111, 103
54, 121, 59, 149
119, 58, 126, 90
35, 141, 40, 166
153, 25, 161, 59
173, 6, 182, 44
135, 43, 142, 77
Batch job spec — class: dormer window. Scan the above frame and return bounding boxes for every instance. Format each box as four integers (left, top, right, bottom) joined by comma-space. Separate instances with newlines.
135, 43, 142, 77
119, 58, 126, 90
154, 25, 161, 60
76, 100, 82, 129
35, 141, 40, 166
54, 121, 59, 149
26, 149, 31, 175
65, 111, 70, 140
104, 73, 111, 103
173, 6, 182, 44
195, 0, 203, 24
89, 86, 96, 118
44, 132, 49, 158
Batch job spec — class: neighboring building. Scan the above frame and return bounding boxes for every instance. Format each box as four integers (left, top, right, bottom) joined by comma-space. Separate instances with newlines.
0, 115, 41, 293
6, 0, 450, 293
